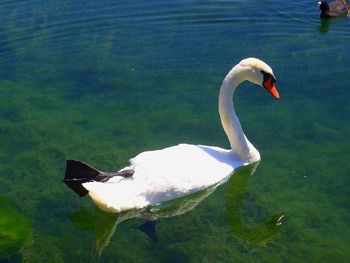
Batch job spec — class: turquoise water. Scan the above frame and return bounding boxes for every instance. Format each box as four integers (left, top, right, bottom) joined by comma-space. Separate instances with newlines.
0, 0, 349, 262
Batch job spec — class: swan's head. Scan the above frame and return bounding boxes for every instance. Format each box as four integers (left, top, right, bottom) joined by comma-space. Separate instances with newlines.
237, 57, 280, 99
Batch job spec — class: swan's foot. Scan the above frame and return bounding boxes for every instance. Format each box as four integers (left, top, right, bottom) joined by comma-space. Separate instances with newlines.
104, 169, 134, 179
63, 160, 134, 197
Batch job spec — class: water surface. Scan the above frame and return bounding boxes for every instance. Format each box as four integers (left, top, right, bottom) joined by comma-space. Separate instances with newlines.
0, 0, 349, 262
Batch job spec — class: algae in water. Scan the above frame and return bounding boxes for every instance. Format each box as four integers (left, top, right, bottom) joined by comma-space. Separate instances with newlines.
0, 197, 31, 259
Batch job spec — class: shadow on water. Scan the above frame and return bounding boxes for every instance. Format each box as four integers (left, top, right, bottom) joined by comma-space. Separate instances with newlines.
319, 18, 332, 33
69, 163, 284, 257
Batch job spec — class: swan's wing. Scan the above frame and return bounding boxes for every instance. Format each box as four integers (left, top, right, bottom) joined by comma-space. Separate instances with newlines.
130, 144, 240, 193
84, 144, 243, 212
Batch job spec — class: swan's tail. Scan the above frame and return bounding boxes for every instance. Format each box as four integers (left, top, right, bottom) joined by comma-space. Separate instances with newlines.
63, 160, 134, 197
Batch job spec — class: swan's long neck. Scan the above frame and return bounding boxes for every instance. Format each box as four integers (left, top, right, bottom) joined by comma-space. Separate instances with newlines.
218, 66, 260, 163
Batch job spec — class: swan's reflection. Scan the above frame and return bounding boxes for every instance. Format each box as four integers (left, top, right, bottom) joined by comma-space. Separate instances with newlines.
69, 163, 284, 256
225, 164, 284, 247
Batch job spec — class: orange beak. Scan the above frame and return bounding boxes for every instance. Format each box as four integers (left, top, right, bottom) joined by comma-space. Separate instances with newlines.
263, 77, 280, 100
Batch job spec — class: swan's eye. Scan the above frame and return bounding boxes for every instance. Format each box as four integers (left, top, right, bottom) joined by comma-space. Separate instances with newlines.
261, 71, 276, 83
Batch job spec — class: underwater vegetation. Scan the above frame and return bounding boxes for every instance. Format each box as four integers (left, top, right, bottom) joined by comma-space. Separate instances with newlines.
0, 197, 31, 260
0, 0, 348, 262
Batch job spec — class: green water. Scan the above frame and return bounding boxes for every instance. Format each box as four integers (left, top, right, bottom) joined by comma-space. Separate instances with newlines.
0, 0, 349, 262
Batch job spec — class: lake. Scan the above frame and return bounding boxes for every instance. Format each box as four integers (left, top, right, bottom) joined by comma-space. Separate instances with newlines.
0, 0, 349, 262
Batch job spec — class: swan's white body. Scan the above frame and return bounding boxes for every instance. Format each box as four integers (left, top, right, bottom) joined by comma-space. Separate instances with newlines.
83, 58, 279, 213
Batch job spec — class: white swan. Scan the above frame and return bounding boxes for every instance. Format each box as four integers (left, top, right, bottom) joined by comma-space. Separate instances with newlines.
63, 57, 280, 213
